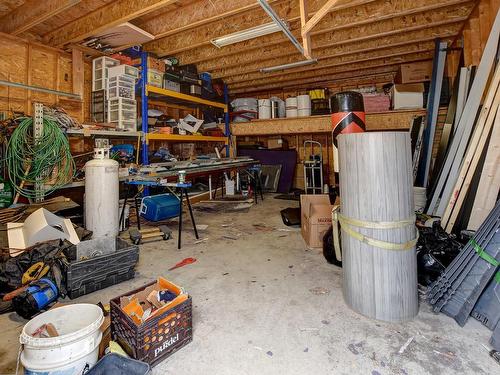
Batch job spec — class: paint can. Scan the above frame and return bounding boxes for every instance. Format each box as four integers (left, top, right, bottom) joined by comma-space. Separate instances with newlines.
297, 94, 311, 117
258, 99, 271, 119
285, 97, 298, 118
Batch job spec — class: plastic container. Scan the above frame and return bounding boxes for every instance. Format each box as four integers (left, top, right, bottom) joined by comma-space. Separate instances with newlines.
285, 97, 298, 118
140, 194, 180, 222
147, 69, 164, 88
258, 99, 271, 119
93, 56, 119, 91
107, 75, 136, 100
108, 65, 140, 80
87, 353, 151, 375
63, 238, 139, 299
20, 304, 104, 375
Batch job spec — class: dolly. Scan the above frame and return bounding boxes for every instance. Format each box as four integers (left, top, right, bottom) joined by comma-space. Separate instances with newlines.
129, 226, 172, 245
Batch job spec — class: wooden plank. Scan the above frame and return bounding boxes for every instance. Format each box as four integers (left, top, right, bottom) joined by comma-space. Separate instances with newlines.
339, 132, 418, 322
299, 0, 312, 59
231, 110, 427, 136
139, 0, 282, 39
468, 106, 500, 230
44, 0, 177, 47
0, 0, 80, 35
442, 67, 500, 231
428, 10, 500, 215
302, 0, 342, 34
146, 0, 469, 58
228, 50, 435, 90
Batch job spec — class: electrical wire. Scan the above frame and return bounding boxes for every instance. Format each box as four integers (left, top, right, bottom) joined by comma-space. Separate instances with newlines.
6, 116, 75, 199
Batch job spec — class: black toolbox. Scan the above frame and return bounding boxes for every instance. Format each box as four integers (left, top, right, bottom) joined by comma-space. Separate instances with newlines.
62, 238, 139, 299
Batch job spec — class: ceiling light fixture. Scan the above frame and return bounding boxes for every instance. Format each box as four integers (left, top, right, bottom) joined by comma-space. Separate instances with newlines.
211, 22, 282, 48
260, 59, 318, 73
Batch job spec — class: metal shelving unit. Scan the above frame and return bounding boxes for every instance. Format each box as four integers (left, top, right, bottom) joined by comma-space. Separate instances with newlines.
138, 51, 231, 165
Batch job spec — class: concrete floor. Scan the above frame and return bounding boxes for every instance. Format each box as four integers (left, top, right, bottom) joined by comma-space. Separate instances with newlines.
0, 196, 498, 375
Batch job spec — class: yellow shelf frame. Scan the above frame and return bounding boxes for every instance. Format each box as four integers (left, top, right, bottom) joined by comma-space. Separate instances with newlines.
147, 133, 229, 144
146, 85, 228, 111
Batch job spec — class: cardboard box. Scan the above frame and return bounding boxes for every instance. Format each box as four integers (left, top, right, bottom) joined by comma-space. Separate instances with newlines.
395, 61, 433, 84
132, 56, 165, 72
391, 84, 424, 109
301, 194, 335, 249
267, 137, 287, 149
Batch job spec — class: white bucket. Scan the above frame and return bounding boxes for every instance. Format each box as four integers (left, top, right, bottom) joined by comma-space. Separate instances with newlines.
298, 108, 311, 117
297, 95, 311, 110
285, 97, 298, 118
258, 99, 271, 119
414, 186, 427, 212
20, 304, 104, 375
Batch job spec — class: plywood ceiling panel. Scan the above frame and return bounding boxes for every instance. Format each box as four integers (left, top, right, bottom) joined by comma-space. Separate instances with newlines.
0, 0, 483, 93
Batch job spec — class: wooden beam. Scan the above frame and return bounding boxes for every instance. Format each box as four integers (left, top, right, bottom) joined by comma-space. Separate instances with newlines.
138, 0, 283, 39
72, 48, 84, 97
302, 0, 342, 35
229, 51, 434, 91
0, 0, 80, 35
230, 110, 427, 136
232, 69, 397, 95
44, 0, 177, 47
202, 20, 464, 78
226, 44, 438, 87
299, 0, 312, 59
144, 0, 376, 56
167, 0, 473, 66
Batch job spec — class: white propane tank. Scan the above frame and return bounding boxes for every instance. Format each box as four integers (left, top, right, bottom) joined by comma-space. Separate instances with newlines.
85, 142, 119, 238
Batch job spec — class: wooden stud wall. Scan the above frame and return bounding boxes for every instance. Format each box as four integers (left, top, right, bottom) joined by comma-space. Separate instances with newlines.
0, 32, 90, 121
462, 0, 500, 66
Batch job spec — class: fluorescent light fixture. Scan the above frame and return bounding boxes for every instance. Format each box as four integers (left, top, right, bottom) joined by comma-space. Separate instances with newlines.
211, 22, 282, 48
258, 0, 305, 56
260, 59, 318, 73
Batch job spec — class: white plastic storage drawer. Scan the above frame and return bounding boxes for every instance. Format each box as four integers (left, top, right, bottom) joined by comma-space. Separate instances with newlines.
92, 57, 119, 91
107, 75, 136, 99
109, 98, 136, 112
109, 110, 136, 122
108, 65, 139, 79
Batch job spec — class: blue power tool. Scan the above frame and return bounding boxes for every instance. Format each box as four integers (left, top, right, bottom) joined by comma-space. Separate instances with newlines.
12, 278, 59, 319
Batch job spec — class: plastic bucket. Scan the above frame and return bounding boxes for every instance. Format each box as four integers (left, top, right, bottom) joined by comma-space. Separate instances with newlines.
258, 99, 271, 119
20, 304, 104, 375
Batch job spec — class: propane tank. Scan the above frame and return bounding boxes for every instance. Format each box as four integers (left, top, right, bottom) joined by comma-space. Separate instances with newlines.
85, 139, 119, 238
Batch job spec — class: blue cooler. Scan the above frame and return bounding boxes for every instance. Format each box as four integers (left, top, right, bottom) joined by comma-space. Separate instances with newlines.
140, 194, 181, 222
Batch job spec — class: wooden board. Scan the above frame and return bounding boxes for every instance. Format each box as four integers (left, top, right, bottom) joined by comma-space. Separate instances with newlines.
338, 132, 418, 322
0, 32, 89, 121
231, 110, 427, 136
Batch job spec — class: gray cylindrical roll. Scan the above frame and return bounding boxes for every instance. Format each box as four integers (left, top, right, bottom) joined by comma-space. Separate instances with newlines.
338, 132, 418, 322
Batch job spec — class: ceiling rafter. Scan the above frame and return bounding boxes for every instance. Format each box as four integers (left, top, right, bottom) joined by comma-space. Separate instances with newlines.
43, 0, 177, 47
228, 49, 435, 88
144, 0, 376, 56
166, 0, 473, 68
139, 0, 285, 39
0, 0, 81, 35
199, 10, 468, 76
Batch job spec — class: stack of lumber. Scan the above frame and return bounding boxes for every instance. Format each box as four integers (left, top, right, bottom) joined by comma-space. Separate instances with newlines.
426, 10, 500, 234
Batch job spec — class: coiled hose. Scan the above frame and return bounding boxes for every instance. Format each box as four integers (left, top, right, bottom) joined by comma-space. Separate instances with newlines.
7, 116, 74, 199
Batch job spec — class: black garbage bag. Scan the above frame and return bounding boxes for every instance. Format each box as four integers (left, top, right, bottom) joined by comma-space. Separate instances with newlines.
0, 240, 69, 293
416, 222, 462, 286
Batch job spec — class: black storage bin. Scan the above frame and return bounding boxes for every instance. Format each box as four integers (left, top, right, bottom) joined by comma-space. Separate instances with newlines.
63, 238, 139, 299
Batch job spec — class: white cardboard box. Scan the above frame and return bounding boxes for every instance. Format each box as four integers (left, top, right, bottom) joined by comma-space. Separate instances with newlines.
391, 83, 424, 109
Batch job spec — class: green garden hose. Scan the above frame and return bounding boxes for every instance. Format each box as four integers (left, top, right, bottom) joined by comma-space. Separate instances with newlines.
7, 116, 74, 199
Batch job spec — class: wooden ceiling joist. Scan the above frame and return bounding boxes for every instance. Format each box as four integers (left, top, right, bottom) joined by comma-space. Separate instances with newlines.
139, 0, 284, 39
200, 14, 466, 77
43, 0, 177, 47
167, 0, 473, 68
232, 68, 398, 95
144, 0, 376, 57
229, 50, 435, 91
0, 0, 80, 35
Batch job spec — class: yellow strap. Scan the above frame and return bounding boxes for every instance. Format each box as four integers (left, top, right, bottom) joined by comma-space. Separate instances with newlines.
332, 212, 418, 252
332, 207, 342, 261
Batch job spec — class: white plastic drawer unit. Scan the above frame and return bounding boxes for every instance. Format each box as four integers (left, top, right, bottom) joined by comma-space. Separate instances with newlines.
108, 65, 140, 79
108, 98, 137, 124
92, 57, 119, 91
107, 75, 136, 99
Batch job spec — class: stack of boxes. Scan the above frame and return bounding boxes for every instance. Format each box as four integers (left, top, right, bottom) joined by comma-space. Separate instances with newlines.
91, 57, 139, 131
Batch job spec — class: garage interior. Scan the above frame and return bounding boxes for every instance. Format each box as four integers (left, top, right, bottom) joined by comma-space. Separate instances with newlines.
0, 0, 499, 374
